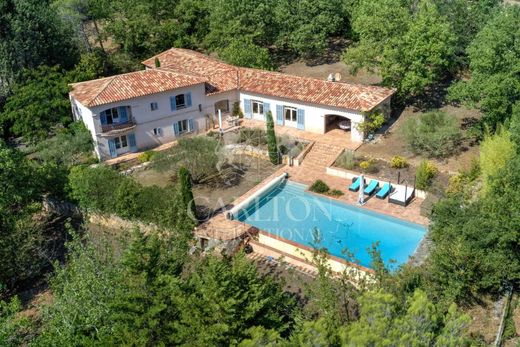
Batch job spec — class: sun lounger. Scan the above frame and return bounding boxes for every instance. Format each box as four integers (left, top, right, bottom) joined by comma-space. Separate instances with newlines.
376, 182, 392, 199
348, 176, 363, 192
389, 185, 415, 206
364, 180, 379, 196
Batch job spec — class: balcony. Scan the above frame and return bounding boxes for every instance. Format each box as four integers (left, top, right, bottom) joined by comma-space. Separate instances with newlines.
101, 117, 137, 135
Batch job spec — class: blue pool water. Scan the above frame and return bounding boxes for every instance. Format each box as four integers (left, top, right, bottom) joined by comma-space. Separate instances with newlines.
237, 181, 426, 269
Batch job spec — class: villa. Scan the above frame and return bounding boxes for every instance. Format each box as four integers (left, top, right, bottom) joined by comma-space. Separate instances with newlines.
69, 48, 394, 161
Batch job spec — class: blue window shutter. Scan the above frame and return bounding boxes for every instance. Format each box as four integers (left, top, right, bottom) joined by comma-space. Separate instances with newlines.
118, 106, 128, 123
108, 139, 117, 158
170, 96, 177, 111
188, 118, 194, 132
297, 109, 305, 130
243, 99, 252, 118
186, 92, 192, 107
173, 122, 180, 136
100, 111, 107, 125
263, 102, 270, 120
128, 133, 137, 152
276, 105, 284, 125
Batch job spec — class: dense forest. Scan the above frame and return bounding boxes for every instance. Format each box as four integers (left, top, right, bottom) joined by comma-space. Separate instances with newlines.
1, 0, 520, 345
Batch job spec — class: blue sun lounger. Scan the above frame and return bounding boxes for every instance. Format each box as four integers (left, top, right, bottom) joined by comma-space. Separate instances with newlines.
364, 180, 379, 196
348, 176, 363, 192
376, 182, 392, 199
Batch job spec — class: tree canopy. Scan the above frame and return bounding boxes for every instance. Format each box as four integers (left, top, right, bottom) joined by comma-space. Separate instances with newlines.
0, 0, 79, 96
449, 5, 520, 128
344, 0, 456, 99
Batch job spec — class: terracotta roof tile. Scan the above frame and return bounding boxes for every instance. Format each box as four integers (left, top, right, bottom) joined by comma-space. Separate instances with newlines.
143, 48, 239, 94
69, 68, 206, 107
144, 48, 394, 111
72, 48, 394, 111
238, 68, 394, 112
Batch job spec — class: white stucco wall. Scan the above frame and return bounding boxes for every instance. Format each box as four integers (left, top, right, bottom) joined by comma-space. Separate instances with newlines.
72, 77, 391, 160
72, 83, 240, 160
92, 83, 206, 152
239, 92, 366, 142
70, 96, 103, 158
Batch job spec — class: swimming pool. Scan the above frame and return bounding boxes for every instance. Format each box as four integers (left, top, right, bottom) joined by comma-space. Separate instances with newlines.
236, 180, 426, 269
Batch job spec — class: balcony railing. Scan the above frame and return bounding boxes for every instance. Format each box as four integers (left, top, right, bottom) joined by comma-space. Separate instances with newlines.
101, 117, 136, 133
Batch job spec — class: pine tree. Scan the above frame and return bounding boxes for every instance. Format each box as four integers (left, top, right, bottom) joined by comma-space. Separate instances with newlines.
265, 111, 279, 164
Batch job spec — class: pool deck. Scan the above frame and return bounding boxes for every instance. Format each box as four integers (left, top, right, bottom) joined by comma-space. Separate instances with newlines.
196, 163, 428, 242
196, 121, 428, 243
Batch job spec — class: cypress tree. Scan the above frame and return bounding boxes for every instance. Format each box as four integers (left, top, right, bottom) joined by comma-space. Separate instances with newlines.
154, 57, 161, 67
265, 111, 279, 164
178, 166, 197, 222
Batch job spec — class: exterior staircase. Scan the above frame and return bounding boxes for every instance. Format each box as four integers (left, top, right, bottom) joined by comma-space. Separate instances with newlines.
300, 142, 343, 172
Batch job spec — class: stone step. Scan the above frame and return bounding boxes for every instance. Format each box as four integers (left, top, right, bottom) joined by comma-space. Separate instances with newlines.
300, 143, 343, 169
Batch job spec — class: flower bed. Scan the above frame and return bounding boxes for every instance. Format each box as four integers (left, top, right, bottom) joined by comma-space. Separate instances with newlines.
330, 149, 449, 195
333, 149, 416, 184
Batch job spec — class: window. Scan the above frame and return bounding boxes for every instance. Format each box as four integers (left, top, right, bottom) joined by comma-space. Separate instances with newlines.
178, 119, 189, 133
114, 135, 128, 149
284, 107, 297, 122
105, 107, 119, 124
175, 94, 186, 109
153, 127, 162, 136
150, 102, 158, 111
252, 100, 264, 115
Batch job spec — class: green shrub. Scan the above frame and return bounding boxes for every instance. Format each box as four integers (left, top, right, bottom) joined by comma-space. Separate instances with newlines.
402, 111, 462, 158
68, 165, 121, 212
446, 161, 480, 197
277, 135, 305, 157
327, 189, 344, 197
309, 179, 330, 194
390, 155, 408, 169
232, 101, 244, 118
35, 122, 94, 166
415, 160, 438, 190
336, 150, 356, 170
359, 158, 378, 173
152, 136, 222, 184
0, 297, 31, 345
67, 165, 193, 229
287, 143, 305, 158
237, 127, 267, 146
138, 150, 155, 163
114, 178, 142, 219
480, 127, 515, 194
446, 174, 464, 196
356, 111, 385, 135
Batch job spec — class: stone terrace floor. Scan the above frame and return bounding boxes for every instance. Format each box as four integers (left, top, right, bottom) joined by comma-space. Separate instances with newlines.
196, 125, 428, 240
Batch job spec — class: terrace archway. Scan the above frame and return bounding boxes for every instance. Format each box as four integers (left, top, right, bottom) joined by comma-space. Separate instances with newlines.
324, 114, 352, 133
